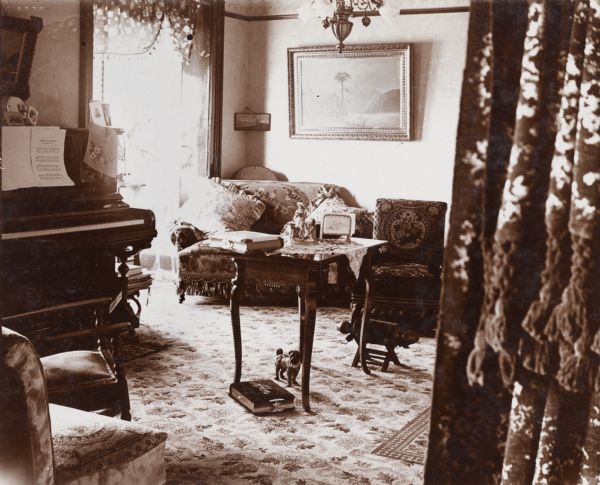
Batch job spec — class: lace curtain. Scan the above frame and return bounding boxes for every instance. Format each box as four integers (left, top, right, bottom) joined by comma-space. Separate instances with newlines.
92, 0, 216, 275
425, 0, 599, 483
94, 0, 205, 62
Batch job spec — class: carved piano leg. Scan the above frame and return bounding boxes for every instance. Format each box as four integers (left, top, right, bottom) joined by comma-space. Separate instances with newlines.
230, 259, 244, 384
112, 334, 131, 421
116, 254, 134, 334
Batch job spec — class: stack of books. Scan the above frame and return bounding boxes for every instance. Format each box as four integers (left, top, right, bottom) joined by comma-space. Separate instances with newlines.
115, 264, 153, 294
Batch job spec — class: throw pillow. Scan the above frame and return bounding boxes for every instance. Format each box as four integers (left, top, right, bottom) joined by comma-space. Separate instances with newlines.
178, 177, 266, 235
307, 186, 374, 238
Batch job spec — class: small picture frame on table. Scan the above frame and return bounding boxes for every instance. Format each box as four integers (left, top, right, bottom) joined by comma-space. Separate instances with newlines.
320, 213, 355, 243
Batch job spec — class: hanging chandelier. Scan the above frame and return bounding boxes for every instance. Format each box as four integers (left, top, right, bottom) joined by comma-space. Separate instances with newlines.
299, 0, 401, 52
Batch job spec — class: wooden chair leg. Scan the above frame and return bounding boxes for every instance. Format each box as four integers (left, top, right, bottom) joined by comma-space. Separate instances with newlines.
381, 345, 400, 372
351, 347, 360, 367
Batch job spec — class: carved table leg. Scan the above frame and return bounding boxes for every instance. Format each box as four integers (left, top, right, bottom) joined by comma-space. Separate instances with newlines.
359, 276, 373, 375
300, 276, 318, 412
230, 259, 244, 384
297, 285, 306, 355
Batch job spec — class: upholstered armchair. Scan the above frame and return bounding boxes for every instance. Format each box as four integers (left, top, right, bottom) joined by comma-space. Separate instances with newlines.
343, 198, 447, 372
0, 326, 167, 485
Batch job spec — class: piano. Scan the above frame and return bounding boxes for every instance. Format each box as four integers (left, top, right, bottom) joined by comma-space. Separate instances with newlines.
0, 129, 157, 354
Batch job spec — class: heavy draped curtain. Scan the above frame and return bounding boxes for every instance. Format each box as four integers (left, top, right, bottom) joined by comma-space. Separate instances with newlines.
425, 0, 599, 483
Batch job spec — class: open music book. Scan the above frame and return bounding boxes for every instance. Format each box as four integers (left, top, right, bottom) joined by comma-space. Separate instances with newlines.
1, 126, 74, 190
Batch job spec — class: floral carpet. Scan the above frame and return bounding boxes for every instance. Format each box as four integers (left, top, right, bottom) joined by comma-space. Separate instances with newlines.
126, 280, 436, 484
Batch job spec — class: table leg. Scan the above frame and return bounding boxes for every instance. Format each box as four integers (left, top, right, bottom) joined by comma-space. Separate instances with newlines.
300, 277, 317, 412
297, 286, 306, 355
230, 259, 244, 384
359, 276, 373, 375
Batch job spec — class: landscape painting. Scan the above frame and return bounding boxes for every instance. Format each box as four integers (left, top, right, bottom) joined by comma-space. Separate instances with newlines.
288, 44, 412, 141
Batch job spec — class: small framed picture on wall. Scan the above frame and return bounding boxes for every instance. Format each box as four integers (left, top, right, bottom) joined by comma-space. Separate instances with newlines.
234, 112, 271, 131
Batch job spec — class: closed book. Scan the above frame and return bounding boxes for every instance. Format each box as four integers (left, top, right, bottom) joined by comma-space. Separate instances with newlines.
229, 379, 296, 414
207, 231, 283, 253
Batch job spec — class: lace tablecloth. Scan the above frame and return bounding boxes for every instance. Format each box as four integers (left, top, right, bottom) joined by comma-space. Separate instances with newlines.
268, 238, 386, 279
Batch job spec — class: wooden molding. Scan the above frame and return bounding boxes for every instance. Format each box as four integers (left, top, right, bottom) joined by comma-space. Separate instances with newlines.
78, 0, 93, 128
208, 0, 225, 177
224, 7, 469, 22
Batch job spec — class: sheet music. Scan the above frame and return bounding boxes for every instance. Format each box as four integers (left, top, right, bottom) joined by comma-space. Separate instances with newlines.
1, 126, 74, 190
1, 126, 34, 190
30, 127, 74, 187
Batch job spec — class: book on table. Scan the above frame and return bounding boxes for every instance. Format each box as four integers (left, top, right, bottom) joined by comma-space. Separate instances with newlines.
229, 379, 296, 414
206, 231, 283, 253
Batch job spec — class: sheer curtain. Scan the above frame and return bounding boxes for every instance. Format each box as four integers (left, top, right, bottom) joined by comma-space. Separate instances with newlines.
92, 0, 214, 274
425, 0, 599, 483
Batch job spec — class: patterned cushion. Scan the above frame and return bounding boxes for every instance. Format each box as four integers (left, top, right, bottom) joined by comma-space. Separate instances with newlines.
232, 181, 313, 233
372, 262, 433, 279
41, 350, 115, 392
51, 404, 167, 484
307, 186, 374, 238
178, 177, 265, 235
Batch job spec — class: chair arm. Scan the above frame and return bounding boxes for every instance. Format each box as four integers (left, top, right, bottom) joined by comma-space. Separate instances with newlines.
2, 298, 112, 324
44, 322, 131, 342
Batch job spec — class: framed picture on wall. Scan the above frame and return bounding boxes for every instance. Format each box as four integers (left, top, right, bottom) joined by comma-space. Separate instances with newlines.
288, 44, 412, 141
234, 112, 271, 131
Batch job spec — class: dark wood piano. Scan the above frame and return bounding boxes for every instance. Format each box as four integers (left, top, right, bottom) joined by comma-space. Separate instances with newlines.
0, 129, 157, 354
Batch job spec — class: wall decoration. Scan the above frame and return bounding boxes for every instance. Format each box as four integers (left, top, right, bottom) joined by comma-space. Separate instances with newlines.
234, 112, 271, 131
288, 44, 412, 141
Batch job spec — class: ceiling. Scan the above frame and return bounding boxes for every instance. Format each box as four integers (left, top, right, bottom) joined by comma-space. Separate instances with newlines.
224, 0, 470, 17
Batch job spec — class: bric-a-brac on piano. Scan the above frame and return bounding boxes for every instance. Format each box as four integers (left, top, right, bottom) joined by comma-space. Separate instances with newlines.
0, 129, 157, 355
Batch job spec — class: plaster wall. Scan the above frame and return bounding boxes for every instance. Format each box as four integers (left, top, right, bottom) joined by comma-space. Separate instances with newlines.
222, 12, 469, 210
2, 0, 80, 127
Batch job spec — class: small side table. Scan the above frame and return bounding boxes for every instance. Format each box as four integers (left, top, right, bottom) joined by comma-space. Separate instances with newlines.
229, 238, 386, 412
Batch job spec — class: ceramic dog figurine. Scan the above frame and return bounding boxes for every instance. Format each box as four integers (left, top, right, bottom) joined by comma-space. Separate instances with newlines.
275, 348, 301, 387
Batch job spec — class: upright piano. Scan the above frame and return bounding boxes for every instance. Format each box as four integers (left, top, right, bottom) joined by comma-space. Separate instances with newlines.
0, 129, 157, 354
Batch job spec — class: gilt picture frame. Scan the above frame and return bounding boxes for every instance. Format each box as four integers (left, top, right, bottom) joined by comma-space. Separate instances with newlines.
288, 44, 412, 141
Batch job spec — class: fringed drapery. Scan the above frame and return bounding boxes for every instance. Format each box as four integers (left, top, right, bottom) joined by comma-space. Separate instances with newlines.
93, 0, 205, 63
426, 0, 599, 483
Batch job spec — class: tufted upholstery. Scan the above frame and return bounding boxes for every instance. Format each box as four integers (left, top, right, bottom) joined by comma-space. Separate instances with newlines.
0, 327, 167, 485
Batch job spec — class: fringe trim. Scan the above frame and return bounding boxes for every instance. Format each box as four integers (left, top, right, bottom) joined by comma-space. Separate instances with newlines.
521, 230, 571, 375
548, 235, 598, 392
484, 240, 517, 386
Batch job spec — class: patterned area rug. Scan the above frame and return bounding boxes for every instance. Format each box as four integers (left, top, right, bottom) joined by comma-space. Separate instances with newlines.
121, 334, 169, 362
371, 407, 430, 464
127, 280, 436, 484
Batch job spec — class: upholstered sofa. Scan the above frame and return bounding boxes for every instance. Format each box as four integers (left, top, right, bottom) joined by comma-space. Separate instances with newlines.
170, 178, 374, 306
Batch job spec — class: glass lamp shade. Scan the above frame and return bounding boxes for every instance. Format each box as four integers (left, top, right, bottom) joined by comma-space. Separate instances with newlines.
332, 18, 353, 46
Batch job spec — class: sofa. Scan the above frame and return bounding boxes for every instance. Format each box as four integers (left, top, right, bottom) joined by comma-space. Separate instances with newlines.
170, 177, 374, 306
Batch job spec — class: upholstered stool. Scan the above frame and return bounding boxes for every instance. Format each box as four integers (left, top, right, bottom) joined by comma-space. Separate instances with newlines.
50, 404, 167, 485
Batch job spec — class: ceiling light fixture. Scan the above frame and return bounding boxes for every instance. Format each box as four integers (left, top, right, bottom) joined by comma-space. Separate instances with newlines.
299, 0, 401, 52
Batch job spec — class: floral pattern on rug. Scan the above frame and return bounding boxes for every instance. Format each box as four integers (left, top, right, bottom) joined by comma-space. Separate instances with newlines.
127, 280, 435, 484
